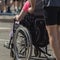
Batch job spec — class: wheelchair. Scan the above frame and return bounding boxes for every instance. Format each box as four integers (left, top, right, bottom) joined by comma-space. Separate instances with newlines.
10, 13, 56, 60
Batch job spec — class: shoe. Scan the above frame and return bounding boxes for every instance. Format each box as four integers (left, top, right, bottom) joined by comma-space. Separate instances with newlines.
3, 10, 7, 13
18, 7, 21, 12
4, 42, 10, 49
15, 9, 19, 13
7, 7, 12, 13
7, 10, 12, 13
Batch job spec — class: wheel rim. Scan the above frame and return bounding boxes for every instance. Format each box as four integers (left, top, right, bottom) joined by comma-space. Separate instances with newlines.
15, 29, 32, 60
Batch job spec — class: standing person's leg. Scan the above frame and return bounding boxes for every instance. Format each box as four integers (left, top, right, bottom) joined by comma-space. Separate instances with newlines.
14, 0, 18, 12
46, 25, 60, 60
18, 0, 23, 12
57, 9, 60, 47
44, 7, 60, 60
6, 0, 13, 13
58, 26, 60, 46
0, 0, 3, 12
3, 0, 7, 13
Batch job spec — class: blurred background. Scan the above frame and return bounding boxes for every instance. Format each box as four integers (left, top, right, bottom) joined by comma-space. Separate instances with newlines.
0, 0, 26, 14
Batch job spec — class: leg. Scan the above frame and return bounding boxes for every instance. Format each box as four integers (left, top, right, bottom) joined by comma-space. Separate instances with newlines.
4, 30, 13, 49
3, 0, 7, 13
14, 0, 18, 12
57, 9, 60, 46
18, 0, 23, 11
46, 25, 60, 60
44, 7, 60, 60
6, 0, 13, 13
57, 25, 60, 47
0, 0, 3, 12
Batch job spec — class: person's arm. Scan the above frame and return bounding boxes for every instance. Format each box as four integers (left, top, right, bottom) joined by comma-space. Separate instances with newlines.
28, 0, 35, 13
15, 1, 30, 21
14, 0, 35, 21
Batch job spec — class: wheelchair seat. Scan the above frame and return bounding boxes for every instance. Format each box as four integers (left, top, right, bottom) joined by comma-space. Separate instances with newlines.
20, 13, 49, 48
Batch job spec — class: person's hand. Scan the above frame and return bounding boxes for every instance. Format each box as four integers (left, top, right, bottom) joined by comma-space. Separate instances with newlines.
28, 7, 34, 14
13, 15, 19, 21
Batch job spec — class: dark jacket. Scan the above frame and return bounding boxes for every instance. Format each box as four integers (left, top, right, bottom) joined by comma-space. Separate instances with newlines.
33, 0, 44, 16
44, 0, 60, 7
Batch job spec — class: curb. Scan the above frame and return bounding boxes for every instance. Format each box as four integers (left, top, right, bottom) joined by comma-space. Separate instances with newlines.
0, 15, 14, 22
0, 27, 11, 31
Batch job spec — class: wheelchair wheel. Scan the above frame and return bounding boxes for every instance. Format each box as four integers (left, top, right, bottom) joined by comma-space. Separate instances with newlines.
13, 25, 32, 60
10, 43, 14, 57
10, 37, 15, 57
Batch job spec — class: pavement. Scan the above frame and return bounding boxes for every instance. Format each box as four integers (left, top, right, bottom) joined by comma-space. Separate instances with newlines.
0, 41, 13, 60
0, 15, 14, 22
0, 21, 13, 60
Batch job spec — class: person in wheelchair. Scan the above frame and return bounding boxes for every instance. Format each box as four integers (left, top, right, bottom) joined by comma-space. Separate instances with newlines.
14, 0, 49, 57
4, 0, 25, 49
4, 0, 49, 57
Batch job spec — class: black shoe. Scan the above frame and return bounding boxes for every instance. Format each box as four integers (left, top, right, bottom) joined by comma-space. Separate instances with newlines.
7, 7, 12, 13
0, 10, 3, 13
15, 9, 19, 13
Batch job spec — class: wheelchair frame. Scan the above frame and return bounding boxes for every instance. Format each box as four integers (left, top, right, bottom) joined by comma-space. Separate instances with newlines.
9, 15, 56, 60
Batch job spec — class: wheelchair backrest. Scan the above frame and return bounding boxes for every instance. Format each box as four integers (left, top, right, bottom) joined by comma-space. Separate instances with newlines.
20, 13, 49, 47
34, 19, 49, 47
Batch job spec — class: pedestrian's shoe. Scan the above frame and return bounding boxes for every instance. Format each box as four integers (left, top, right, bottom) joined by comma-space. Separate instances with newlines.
7, 7, 12, 13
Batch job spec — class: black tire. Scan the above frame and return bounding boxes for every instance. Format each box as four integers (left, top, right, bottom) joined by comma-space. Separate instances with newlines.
10, 43, 14, 57
10, 37, 14, 57
13, 25, 32, 60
